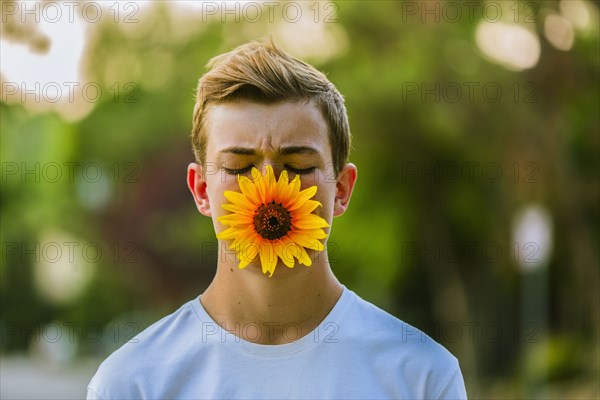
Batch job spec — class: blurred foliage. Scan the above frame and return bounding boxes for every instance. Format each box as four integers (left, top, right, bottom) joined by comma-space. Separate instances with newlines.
1, 1, 599, 398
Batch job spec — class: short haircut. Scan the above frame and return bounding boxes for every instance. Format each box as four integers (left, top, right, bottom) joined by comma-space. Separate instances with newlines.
191, 38, 351, 176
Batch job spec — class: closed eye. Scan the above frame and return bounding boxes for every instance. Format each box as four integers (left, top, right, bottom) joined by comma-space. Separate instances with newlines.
285, 165, 317, 175
222, 165, 254, 175
222, 165, 317, 176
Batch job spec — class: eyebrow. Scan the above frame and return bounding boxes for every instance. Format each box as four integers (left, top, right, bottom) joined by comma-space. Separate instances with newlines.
279, 146, 319, 155
220, 147, 256, 155
219, 146, 319, 156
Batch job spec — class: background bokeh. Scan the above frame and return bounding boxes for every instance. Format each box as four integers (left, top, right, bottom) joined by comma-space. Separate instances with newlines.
1, 1, 598, 398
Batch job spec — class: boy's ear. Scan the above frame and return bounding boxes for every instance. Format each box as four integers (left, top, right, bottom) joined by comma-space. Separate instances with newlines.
333, 163, 357, 217
187, 163, 211, 217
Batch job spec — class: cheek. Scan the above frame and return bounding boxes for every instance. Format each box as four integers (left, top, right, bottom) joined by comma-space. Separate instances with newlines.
313, 184, 336, 219
206, 176, 240, 216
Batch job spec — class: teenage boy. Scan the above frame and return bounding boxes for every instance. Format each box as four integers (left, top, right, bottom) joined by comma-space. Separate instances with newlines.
87, 38, 467, 400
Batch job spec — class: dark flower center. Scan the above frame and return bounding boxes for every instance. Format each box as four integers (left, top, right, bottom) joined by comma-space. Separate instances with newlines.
254, 202, 291, 240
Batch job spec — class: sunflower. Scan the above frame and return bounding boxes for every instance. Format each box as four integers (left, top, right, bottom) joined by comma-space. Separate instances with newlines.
216, 165, 329, 277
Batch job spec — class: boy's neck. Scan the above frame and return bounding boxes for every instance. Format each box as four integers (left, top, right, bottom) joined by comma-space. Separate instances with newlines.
200, 257, 343, 345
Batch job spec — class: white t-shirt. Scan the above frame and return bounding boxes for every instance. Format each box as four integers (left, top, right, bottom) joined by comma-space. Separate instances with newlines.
87, 286, 467, 399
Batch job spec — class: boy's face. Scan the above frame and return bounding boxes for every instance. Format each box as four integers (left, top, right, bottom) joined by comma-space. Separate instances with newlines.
188, 100, 356, 241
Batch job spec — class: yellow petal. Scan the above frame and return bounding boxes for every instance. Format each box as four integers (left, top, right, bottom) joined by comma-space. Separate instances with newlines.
238, 175, 260, 205
238, 242, 260, 269
224, 191, 254, 210
293, 213, 329, 230
291, 199, 321, 216
298, 246, 312, 266
274, 240, 295, 268
281, 175, 301, 207
287, 186, 318, 211
217, 227, 243, 240
252, 167, 267, 204
293, 228, 328, 240
264, 165, 276, 203
218, 214, 253, 226
288, 231, 325, 251
231, 230, 258, 249
288, 243, 312, 266
221, 204, 254, 217
274, 170, 289, 203
259, 241, 277, 276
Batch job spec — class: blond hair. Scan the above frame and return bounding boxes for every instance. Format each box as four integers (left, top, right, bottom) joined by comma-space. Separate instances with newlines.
191, 38, 351, 176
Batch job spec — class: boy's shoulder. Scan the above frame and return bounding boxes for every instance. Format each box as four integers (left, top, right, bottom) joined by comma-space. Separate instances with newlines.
88, 299, 201, 397
340, 289, 464, 398
343, 289, 459, 368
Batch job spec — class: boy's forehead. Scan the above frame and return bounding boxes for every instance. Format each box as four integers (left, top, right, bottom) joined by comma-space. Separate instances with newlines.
204, 100, 330, 155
